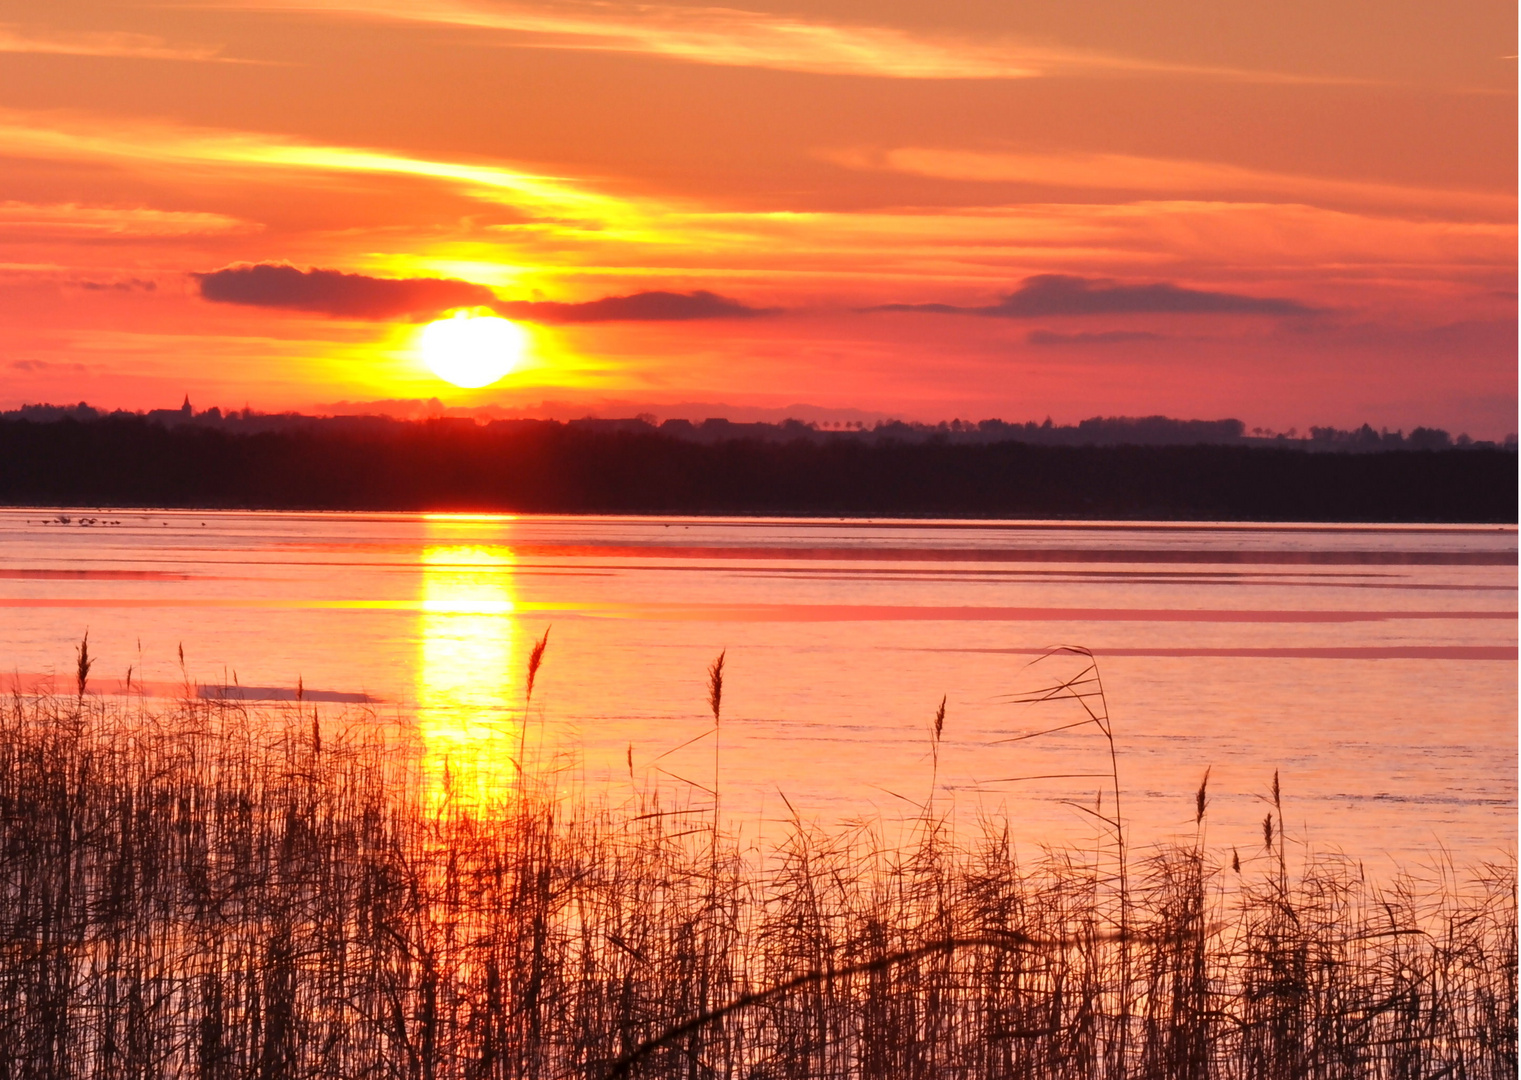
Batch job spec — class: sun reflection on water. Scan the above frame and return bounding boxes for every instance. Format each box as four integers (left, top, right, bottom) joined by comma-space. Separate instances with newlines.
418, 540, 520, 813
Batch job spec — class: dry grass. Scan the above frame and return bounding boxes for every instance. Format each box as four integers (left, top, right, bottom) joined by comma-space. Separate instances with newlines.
0, 667, 1512, 1079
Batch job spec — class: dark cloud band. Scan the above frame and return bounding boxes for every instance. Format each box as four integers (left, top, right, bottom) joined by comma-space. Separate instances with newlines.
196, 264, 773, 323
496, 290, 774, 322
872, 274, 1316, 318
195, 264, 496, 319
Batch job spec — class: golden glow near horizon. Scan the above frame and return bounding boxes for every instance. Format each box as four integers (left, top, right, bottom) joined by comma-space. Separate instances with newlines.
417, 540, 520, 813
419, 311, 527, 389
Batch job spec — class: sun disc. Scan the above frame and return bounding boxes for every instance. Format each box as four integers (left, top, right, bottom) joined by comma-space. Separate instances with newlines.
419, 312, 526, 389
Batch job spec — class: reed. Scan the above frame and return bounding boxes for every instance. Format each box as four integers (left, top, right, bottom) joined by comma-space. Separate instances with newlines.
0, 675, 1511, 1079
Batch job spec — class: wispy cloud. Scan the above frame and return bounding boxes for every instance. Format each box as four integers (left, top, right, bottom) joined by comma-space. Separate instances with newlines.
0, 24, 245, 63
826, 147, 1517, 221
77, 278, 158, 291
0, 201, 254, 237
0, 109, 625, 225
211, 0, 1367, 84
1, 110, 1509, 316
11, 359, 88, 374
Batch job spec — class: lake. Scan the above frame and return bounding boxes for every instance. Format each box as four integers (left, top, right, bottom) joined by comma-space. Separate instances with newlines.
1, 509, 1514, 872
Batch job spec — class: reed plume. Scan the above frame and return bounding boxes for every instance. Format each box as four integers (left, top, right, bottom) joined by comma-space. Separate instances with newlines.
74, 630, 91, 700
707, 649, 725, 723
527, 626, 551, 703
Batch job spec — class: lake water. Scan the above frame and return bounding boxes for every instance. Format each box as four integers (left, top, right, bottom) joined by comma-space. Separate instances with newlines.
0, 509, 1514, 872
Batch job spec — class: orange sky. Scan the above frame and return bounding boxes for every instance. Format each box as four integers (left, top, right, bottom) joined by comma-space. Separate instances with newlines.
0, 0, 1515, 434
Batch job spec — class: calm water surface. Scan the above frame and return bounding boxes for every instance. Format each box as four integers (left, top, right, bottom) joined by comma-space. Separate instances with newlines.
1, 510, 1515, 871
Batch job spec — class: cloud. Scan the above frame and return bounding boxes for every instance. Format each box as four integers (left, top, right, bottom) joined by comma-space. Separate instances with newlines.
496, 290, 774, 323
196, 264, 496, 319
213, 0, 1369, 85
11, 359, 87, 373
0, 109, 620, 226
0, 24, 238, 62
0, 201, 253, 237
196, 264, 771, 322
825, 147, 1515, 222
77, 278, 157, 292
1027, 329, 1163, 346
7, 109, 1508, 285
236, 0, 1048, 80
872, 275, 1317, 318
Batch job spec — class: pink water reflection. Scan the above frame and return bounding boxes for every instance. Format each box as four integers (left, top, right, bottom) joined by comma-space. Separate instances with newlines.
0, 510, 1512, 872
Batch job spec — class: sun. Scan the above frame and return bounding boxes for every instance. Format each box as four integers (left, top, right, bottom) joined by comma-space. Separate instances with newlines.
419, 311, 527, 388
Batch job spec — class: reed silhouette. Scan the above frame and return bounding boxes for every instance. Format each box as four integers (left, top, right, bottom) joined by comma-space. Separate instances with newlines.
0, 644, 1512, 1079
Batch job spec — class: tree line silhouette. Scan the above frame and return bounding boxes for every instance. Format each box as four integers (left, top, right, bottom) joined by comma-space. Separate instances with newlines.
0, 414, 1513, 520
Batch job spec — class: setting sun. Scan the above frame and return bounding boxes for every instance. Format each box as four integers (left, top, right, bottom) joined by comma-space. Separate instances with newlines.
419, 311, 526, 388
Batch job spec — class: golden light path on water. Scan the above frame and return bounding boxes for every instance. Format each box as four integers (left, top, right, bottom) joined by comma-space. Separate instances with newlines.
417, 527, 520, 813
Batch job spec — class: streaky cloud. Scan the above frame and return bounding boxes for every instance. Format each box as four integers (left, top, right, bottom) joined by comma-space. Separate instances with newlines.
827, 147, 1517, 222
5, 109, 1507, 284
0, 201, 252, 237
0, 25, 239, 63
872, 275, 1317, 318
495, 290, 775, 323
213, 0, 1373, 85
0, 108, 622, 223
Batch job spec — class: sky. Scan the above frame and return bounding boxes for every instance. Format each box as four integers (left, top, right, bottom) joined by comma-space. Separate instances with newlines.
0, 0, 1515, 434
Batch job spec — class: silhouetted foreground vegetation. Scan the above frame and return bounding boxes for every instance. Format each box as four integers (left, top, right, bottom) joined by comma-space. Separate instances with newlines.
0, 686, 1513, 1078
1, 414, 1516, 520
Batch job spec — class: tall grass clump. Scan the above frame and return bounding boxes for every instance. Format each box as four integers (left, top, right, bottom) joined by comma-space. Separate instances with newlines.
0, 669, 1512, 1079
